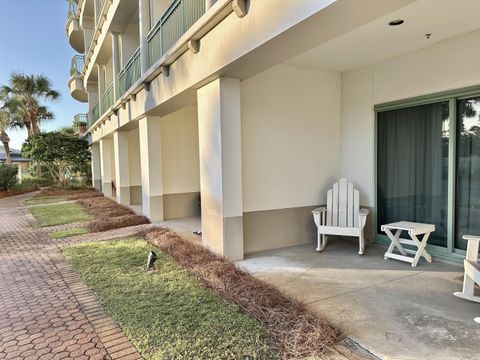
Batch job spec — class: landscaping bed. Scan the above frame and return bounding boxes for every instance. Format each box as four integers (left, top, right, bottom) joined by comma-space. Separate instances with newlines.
62, 238, 279, 360
140, 227, 341, 359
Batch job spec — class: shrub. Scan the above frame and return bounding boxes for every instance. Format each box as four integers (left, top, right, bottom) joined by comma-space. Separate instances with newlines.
0, 164, 18, 191
88, 214, 150, 232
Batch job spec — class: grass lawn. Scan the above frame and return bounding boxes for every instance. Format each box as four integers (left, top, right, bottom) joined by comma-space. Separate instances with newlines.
50, 227, 89, 239
24, 195, 67, 206
63, 238, 278, 360
29, 202, 93, 227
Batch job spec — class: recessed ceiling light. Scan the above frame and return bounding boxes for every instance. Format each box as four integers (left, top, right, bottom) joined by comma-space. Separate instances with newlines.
388, 19, 404, 26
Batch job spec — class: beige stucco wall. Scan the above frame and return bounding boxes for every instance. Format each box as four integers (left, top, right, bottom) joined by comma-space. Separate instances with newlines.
241, 64, 342, 212
160, 105, 200, 195
341, 29, 480, 207
121, 20, 139, 66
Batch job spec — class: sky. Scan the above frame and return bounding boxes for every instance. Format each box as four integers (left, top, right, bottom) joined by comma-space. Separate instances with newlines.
0, 0, 86, 149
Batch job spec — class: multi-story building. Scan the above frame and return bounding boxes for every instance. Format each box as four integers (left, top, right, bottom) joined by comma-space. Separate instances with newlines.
67, 0, 480, 262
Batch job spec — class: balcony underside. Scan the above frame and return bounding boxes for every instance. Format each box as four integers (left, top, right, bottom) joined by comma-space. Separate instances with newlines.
69, 75, 88, 103
67, 17, 85, 53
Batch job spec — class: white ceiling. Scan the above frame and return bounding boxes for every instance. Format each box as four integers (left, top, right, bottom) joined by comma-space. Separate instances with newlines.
287, 0, 480, 72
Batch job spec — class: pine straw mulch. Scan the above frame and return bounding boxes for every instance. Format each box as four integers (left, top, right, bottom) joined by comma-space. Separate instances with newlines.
38, 187, 103, 200
139, 227, 343, 360
77, 196, 150, 232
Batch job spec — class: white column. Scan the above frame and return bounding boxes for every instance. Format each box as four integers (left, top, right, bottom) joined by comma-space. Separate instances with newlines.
97, 64, 105, 109
139, 116, 164, 221
197, 78, 244, 260
113, 131, 131, 205
91, 142, 101, 191
111, 33, 120, 100
139, 0, 151, 75
99, 139, 113, 198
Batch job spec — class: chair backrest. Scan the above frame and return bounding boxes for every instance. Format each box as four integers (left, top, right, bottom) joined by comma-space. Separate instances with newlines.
326, 178, 360, 228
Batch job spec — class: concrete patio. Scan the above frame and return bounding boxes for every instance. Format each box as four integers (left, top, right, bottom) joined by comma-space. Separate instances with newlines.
238, 239, 480, 360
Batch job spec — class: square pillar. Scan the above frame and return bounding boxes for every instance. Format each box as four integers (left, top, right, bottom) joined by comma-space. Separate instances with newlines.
139, 116, 164, 221
99, 138, 113, 198
111, 33, 120, 100
91, 142, 101, 191
113, 131, 130, 205
197, 78, 244, 260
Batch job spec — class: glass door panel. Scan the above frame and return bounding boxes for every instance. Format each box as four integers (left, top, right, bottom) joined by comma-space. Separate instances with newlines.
377, 102, 450, 247
455, 96, 480, 250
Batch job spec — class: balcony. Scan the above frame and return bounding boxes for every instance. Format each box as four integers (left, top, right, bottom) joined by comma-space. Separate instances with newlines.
147, 0, 207, 67
117, 48, 141, 99
66, 0, 85, 53
68, 55, 88, 102
100, 82, 115, 117
87, 102, 100, 129
73, 114, 88, 134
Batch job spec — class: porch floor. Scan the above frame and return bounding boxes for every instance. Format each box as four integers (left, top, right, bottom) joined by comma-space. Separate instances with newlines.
238, 239, 480, 360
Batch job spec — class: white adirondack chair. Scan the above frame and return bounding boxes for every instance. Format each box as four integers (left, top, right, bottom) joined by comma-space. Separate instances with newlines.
312, 178, 369, 255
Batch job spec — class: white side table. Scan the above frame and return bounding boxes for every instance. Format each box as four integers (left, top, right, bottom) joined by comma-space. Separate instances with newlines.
381, 221, 435, 267
453, 235, 480, 324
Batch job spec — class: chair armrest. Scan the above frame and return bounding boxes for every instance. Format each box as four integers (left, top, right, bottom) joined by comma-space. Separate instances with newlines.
463, 235, 480, 242
359, 208, 369, 216
312, 207, 326, 214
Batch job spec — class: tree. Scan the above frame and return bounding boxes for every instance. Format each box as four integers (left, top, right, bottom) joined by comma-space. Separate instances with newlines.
22, 132, 90, 186
1, 73, 59, 136
0, 112, 11, 164
58, 126, 76, 136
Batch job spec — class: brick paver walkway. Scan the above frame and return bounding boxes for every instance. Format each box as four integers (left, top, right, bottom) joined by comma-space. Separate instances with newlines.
0, 193, 142, 360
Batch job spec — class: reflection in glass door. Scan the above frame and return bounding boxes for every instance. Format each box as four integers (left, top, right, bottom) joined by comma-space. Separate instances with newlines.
455, 96, 480, 250
377, 102, 450, 248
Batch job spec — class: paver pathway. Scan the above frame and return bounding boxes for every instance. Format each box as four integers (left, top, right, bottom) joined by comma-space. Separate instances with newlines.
0, 192, 142, 360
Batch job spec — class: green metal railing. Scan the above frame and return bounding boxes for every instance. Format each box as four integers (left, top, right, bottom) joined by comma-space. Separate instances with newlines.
147, 0, 206, 67
73, 113, 87, 132
87, 103, 100, 128
68, 0, 79, 19
100, 82, 115, 116
117, 48, 141, 99
70, 55, 84, 76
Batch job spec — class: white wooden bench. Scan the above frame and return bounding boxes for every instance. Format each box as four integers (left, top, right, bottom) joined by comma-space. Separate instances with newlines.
453, 235, 480, 324
312, 178, 369, 255
381, 221, 434, 267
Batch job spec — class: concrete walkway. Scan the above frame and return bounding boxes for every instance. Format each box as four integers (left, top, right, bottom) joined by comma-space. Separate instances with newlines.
239, 239, 480, 360
0, 192, 142, 360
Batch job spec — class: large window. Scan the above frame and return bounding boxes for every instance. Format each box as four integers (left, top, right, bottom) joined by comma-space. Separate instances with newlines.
376, 90, 480, 257
456, 96, 480, 250
377, 102, 449, 247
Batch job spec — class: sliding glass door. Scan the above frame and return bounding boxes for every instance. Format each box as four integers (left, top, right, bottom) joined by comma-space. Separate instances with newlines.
376, 90, 480, 259
377, 102, 450, 248
455, 96, 480, 250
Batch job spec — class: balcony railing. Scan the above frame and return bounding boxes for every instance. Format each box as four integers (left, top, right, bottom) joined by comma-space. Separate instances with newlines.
73, 113, 87, 132
87, 103, 100, 128
100, 82, 115, 116
67, 0, 79, 19
70, 55, 84, 76
117, 48, 141, 99
147, 0, 206, 67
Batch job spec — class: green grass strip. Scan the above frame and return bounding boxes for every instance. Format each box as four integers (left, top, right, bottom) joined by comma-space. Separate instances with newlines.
63, 238, 278, 360
50, 227, 89, 239
24, 196, 68, 206
29, 202, 92, 227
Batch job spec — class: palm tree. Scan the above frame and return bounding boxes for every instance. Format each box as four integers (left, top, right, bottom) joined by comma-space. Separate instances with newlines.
0, 110, 12, 164
1, 73, 59, 137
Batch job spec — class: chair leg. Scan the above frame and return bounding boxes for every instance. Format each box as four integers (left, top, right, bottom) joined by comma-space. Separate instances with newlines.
316, 233, 327, 252
359, 230, 365, 255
